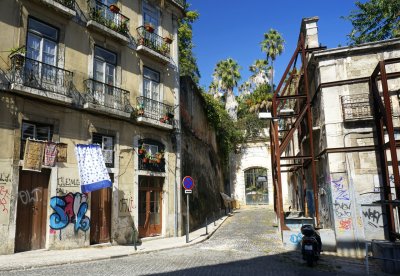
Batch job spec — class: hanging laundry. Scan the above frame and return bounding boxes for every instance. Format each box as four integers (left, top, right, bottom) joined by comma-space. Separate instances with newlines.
44, 142, 58, 167
56, 143, 68, 162
23, 139, 45, 172
75, 144, 112, 193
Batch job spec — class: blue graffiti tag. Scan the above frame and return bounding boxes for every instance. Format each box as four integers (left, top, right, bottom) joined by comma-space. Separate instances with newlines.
290, 233, 303, 244
49, 193, 90, 232
49, 197, 69, 230
332, 177, 350, 201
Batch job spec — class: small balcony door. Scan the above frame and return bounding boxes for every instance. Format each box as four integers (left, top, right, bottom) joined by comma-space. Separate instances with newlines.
93, 46, 117, 107
26, 17, 58, 85
143, 1, 159, 34
143, 67, 161, 115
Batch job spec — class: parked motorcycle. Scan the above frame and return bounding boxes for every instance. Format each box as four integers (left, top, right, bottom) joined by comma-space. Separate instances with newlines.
301, 224, 322, 267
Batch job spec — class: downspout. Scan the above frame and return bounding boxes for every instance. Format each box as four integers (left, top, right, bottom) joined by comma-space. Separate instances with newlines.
172, 14, 181, 237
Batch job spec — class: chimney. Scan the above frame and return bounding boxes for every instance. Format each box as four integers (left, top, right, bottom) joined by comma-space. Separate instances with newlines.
300, 17, 319, 48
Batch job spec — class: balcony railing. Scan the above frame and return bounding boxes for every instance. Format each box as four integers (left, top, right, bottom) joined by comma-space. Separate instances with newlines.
55, 0, 75, 9
136, 96, 174, 126
9, 54, 73, 96
136, 26, 170, 58
87, 0, 129, 36
84, 79, 131, 112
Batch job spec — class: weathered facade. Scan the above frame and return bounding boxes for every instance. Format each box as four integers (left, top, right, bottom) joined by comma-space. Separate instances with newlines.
0, 0, 185, 255
277, 18, 400, 257
180, 76, 225, 229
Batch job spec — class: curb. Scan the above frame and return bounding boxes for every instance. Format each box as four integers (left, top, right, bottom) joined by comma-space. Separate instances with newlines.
0, 214, 231, 272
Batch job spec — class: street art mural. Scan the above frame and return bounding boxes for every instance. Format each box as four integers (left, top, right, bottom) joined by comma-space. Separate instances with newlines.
49, 193, 90, 232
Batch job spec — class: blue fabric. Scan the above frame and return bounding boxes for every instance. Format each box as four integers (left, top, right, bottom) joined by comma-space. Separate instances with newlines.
81, 179, 112, 193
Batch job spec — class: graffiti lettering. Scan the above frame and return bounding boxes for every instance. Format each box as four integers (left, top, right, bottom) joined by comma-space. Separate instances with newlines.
49, 193, 90, 232
57, 177, 80, 187
0, 173, 11, 183
333, 200, 351, 218
332, 177, 350, 201
289, 233, 303, 244
18, 188, 42, 205
362, 208, 383, 228
339, 218, 352, 231
0, 185, 10, 214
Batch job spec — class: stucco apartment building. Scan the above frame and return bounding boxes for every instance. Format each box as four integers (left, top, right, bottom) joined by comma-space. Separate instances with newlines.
281, 17, 400, 257
0, 0, 185, 254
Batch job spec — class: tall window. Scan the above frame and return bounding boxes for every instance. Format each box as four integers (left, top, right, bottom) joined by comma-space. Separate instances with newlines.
26, 18, 59, 82
143, 67, 160, 102
143, 2, 159, 33
93, 46, 117, 105
20, 121, 53, 159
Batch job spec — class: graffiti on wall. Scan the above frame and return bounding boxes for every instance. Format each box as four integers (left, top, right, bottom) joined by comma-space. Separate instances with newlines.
331, 176, 353, 232
49, 193, 90, 232
119, 191, 134, 216
0, 172, 12, 225
289, 232, 303, 244
57, 177, 80, 188
362, 207, 383, 228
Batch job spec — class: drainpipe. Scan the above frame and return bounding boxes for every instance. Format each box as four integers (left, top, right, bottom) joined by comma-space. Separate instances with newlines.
172, 14, 181, 237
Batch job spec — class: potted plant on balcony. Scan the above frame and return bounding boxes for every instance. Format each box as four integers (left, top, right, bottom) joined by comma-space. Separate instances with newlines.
142, 153, 151, 163
138, 145, 146, 155
136, 104, 144, 116
144, 22, 155, 33
159, 42, 169, 55
9, 46, 25, 69
163, 35, 173, 44
109, 4, 120, 13
118, 21, 129, 35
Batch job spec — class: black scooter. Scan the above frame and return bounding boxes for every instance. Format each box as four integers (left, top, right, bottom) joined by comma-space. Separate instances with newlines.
300, 224, 322, 267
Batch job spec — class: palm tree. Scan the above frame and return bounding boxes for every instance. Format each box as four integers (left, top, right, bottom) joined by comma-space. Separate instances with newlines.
249, 59, 270, 87
261, 29, 284, 94
213, 58, 241, 120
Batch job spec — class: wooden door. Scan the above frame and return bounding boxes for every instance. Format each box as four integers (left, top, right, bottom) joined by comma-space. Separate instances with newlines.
15, 169, 50, 252
90, 187, 112, 244
138, 177, 162, 237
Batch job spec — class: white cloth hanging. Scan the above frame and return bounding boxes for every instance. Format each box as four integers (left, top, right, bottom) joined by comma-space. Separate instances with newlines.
75, 144, 112, 193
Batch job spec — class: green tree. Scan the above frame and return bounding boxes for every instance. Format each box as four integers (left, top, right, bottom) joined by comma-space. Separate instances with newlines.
344, 0, 400, 45
261, 29, 285, 93
178, 9, 200, 83
212, 58, 241, 120
213, 58, 241, 96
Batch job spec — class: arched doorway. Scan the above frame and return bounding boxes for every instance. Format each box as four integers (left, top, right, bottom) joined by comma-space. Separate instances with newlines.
244, 167, 269, 205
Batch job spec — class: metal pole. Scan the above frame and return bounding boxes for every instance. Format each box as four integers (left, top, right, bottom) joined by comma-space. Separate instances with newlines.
186, 193, 189, 243
205, 217, 208, 235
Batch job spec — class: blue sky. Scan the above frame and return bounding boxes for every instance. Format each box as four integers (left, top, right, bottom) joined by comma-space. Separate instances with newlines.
189, 0, 358, 92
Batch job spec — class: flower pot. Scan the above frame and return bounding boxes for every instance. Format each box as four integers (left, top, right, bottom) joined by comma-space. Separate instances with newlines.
145, 24, 154, 33
163, 37, 173, 44
138, 149, 145, 155
109, 4, 120, 13
156, 158, 161, 164
142, 157, 149, 163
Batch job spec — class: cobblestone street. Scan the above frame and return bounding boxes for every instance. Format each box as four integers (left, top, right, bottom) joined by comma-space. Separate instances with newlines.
1, 206, 380, 276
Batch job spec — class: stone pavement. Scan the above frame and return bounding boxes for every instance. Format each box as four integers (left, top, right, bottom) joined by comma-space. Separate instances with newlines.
0, 213, 230, 272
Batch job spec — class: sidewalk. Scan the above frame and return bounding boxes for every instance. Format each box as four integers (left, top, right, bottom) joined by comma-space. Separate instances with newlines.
0, 214, 230, 272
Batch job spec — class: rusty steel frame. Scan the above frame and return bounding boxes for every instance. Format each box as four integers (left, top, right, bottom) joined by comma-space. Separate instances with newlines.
270, 33, 320, 231
370, 58, 400, 241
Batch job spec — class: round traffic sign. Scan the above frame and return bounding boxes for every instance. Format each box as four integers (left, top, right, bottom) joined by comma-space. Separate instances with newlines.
182, 176, 195, 190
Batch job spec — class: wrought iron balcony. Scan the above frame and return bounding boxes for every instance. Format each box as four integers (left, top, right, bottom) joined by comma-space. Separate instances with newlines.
9, 54, 73, 97
55, 0, 75, 9
136, 26, 171, 58
87, 0, 129, 36
136, 96, 174, 126
84, 79, 131, 113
